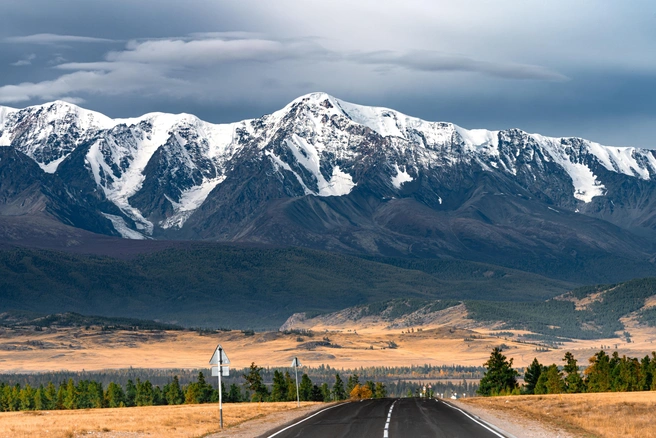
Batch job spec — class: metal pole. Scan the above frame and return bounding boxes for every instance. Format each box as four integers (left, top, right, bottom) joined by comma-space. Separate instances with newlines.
219, 347, 223, 429
294, 358, 300, 408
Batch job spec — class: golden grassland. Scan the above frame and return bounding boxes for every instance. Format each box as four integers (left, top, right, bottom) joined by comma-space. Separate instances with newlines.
1, 313, 655, 372
460, 391, 656, 438
0, 401, 320, 438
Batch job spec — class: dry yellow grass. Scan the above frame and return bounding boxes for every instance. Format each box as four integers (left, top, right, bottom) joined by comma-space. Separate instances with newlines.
460, 392, 656, 438
1, 317, 656, 372
0, 402, 320, 438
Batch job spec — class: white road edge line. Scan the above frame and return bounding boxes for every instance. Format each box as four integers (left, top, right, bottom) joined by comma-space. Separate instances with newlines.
440, 400, 508, 438
266, 403, 347, 438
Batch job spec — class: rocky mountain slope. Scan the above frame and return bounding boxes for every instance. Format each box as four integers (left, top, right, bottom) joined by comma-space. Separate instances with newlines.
2, 93, 656, 282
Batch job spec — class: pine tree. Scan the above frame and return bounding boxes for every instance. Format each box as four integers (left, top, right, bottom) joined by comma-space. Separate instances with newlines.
106, 382, 125, 408
320, 383, 330, 402
562, 352, 585, 393
523, 358, 543, 394
243, 362, 269, 401
374, 382, 387, 399
310, 384, 323, 401
227, 383, 243, 402
585, 350, 611, 392
544, 364, 565, 394
63, 379, 77, 409
272, 370, 288, 402
299, 374, 313, 401
136, 379, 155, 406
164, 376, 183, 405
19, 384, 35, 411
285, 372, 297, 402
477, 347, 518, 396
125, 380, 137, 407
332, 373, 346, 400
44, 382, 57, 410
346, 374, 359, 394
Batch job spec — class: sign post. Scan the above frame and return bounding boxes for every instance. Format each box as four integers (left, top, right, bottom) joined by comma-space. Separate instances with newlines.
291, 357, 301, 407
210, 344, 230, 429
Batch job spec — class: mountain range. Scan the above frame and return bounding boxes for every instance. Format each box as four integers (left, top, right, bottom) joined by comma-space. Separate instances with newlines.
2, 93, 656, 283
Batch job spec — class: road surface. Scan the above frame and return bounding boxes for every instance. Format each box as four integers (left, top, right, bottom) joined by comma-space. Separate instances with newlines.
262, 398, 506, 438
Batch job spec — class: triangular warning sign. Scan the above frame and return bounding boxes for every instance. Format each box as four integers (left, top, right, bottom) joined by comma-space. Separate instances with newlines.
209, 344, 230, 365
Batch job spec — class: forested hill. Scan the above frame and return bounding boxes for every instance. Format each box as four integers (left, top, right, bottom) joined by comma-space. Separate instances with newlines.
466, 278, 656, 340
286, 278, 656, 341
0, 245, 571, 329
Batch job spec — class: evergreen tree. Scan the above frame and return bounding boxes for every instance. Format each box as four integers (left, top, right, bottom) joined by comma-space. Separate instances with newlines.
523, 358, 544, 394
184, 381, 202, 404
135, 379, 154, 406
227, 383, 243, 403
639, 355, 653, 391
125, 380, 137, 407
562, 352, 585, 393
44, 382, 57, 410
320, 383, 330, 402
34, 385, 45, 411
164, 376, 184, 405
105, 382, 125, 408
346, 374, 360, 395
285, 372, 297, 402
310, 384, 323, 402
299, 374, 313, 401
544, 364, 565, 394
88, 381, 104, 408
332, 373, 346, 400
243, 362, 269, 401
374, 382, 387, 399
271, 370, 288, 402
63, 379, 77, 409
585, 350, 611, 392
19, 384, 35, 411
477, 347, 518, 396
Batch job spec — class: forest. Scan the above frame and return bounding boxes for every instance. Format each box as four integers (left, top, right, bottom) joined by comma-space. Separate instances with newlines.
0, 363, 477, 412
478, 347, 656, 396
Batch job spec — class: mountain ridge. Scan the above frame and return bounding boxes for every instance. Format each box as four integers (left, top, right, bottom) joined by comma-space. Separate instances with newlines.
2, 93, 656, 282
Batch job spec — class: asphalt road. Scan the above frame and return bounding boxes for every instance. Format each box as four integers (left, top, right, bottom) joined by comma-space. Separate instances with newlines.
262, 398, 506, 438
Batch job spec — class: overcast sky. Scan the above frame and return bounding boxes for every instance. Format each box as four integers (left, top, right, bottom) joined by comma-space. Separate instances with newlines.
1, 0, 655, 147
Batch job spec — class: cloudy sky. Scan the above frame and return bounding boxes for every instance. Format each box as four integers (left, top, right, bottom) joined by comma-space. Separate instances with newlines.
1, 0, 655, 147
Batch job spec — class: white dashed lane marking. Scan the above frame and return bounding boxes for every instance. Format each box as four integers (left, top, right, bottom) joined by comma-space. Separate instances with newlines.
383, 400, 397, 437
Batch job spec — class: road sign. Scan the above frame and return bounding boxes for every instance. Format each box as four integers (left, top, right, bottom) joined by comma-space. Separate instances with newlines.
211, 366, 229, 377
209, 344, 229, 430
209, 344, 230, 365
291, 357, 301, 407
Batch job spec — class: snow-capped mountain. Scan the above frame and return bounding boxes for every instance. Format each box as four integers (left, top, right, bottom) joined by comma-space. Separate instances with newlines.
2, 93, 656, 281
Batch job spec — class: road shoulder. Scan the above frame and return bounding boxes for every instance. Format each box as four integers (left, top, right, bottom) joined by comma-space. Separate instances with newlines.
452, 399, 576, 438
205, 402, 342, 438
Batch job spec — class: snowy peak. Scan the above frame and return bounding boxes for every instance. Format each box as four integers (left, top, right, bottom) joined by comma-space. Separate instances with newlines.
3, 93, 656, 241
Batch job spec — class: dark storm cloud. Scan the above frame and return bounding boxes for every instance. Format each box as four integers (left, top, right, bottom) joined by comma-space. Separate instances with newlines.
0, 0, 654, 147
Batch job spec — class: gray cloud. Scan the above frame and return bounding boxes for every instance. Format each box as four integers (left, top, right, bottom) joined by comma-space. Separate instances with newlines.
5, 33, 116, 45
0, 34, 566, 104
0, 1, 655, 148
351, 51, 569, 81
10, 54, 36, 67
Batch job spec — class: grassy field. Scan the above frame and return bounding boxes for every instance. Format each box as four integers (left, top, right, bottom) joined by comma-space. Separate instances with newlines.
0, 401, 320, 438
1, 308, 656, 372
460, 392, 656, 438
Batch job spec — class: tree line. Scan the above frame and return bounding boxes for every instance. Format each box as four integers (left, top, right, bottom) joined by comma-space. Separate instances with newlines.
0, 362, 390, 412
478, 347, 656, 396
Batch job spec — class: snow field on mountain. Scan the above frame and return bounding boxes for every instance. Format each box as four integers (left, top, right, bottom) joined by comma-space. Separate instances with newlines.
5, 92, 656, 238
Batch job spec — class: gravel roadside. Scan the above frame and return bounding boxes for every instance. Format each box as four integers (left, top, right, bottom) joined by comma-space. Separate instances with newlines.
204, 402, 340, 438
451, 399, 576, 438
